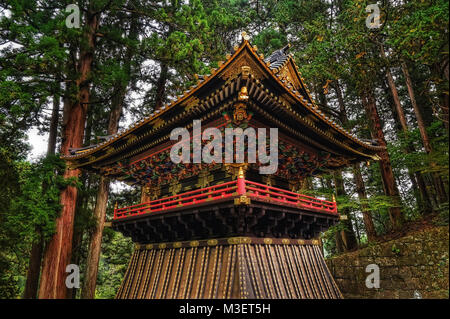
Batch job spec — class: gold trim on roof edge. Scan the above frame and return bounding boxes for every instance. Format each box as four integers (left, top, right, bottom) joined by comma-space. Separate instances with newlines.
63, 38, 382, 164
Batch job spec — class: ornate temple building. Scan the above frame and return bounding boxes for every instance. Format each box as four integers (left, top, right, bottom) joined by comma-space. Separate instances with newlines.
64, 34, 382, 299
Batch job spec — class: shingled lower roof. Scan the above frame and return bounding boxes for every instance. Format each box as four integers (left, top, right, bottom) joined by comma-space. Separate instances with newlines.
116, 238, 342, 299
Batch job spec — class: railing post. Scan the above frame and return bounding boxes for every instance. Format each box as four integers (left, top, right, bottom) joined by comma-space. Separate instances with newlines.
332, 194, 338, 214
114, 202, 118, 219
237, 166, 246, 195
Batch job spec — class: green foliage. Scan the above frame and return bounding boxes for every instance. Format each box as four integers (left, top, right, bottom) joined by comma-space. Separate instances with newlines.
0, 154, 77, 298
8, 156, 76, 241
95, 229, 133, 299
391, 243, 401, 255
0, 148, 22, 298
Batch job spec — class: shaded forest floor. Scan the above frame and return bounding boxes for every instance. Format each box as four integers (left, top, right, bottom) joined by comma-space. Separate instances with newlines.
357, 212, 448, 250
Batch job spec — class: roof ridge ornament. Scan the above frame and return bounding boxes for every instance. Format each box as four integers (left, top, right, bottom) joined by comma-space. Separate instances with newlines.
241, 31, 250, 42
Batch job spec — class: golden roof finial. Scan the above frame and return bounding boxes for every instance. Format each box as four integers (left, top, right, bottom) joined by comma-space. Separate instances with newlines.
332, 194, 336, 202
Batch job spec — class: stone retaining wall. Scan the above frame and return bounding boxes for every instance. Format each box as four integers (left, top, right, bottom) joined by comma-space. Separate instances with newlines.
326, 226, 449, 299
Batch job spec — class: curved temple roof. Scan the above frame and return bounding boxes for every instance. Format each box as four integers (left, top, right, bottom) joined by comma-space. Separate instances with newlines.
63, 34, 383, 171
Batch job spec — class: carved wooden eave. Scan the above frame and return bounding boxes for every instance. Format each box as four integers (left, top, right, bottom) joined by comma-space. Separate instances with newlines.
62, 37, 383, 171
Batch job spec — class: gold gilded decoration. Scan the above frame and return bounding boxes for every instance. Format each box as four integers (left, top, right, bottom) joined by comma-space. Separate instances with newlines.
207, 239, 218, 246
371, 154, 382, 161
238, 166, 245, 179
233, 102, 248, 124
174, 242, 182, 248
190, 240, 199, 247
282, 239, 290, 245
238, 86, 249, 102
264, 238, 273, 245
233, 87, 249, 124
312, 240, 319, 246
288, 180, 300, 192
227, 237, 240, 245
143, 183, 161, 201
306, 114, 318, 123
105, 147, 116, 154
149, 184, 161, 200
169, 179, 181, 196
234, 195, 250, 205
224, 163, 248, 180
262, 175, 274, 187
195, 169, 214, 189
146, 244, 153, 249
297, 239, 305, 245
125, 134, 137, 143
150, 118, 164, 128
182, 96, 199, 112
158, 243, 167, 249
327, 156, 351, 168
220, 54, 267, 81
277, 65, 299, 90
243, 237, 252, 244
241, 66, 251, 80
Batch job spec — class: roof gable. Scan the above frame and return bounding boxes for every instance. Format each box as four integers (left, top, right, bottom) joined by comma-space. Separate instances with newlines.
63, 34, 382, 168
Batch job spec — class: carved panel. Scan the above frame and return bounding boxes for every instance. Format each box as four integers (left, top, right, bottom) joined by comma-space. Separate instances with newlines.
220, 54, 267, 82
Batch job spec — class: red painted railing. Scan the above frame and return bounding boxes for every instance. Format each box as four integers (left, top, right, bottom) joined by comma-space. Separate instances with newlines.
114, 181, 237, 219
113, 178, 338, 220
244, 180, 337, 214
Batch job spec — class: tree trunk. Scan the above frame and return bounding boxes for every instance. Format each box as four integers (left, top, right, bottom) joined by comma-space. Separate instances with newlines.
80, 10, 138, 296
380, 44, 408, 132
23, 94, 61, 299
23, 234, 44, 299
81, 175, 109, 299
333, 81, 378, 239
401, 62, 432, 153
432, 58, 449, 130
47, 94, 60, 156
38, 10, 98, 299
353, 164, 377, 241
402, 61, 448, 205
154, 62, 169, 111
333, 81, 347, 124
333, 170, 358, 251
334, 231, 344, 254
81, 91, 124, 299
380, 55, 433, 213
362, 90, 404, 230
